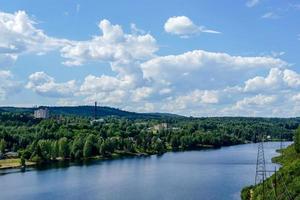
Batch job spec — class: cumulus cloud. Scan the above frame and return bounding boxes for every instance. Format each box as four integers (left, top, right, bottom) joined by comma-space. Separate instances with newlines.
220, 94, 278, 117
162, 90, 219, 111
235, 94, 276, 108
26, 72, 78, 98
244, 68, 300, 92
131, 87, 154, 102
0, 70, 21, 100
60, 19, 158, 66
0, 10, 68, 67
291, 93, 300, 102
164, 16, 220, 38
141, 50, 287, 92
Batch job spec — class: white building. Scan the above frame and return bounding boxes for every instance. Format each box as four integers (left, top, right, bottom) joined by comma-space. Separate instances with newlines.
34, 108, 50, 119
90, 118, 105, 125
153, 123, 168, 132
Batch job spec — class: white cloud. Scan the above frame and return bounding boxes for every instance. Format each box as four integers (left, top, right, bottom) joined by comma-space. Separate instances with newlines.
84, 90, 127, 105
79, 74, 131, 95
56, 98, 78, 106
283, 69, 300, 87
162, 90, 219, 111
246, 0, 260, 7
26, 72, 78, 98
291, 93, 300, 102
244, 68, 300, 92
164, 16, 220, 38
220, 94, 279, 117
131, 87, 154, 102
141, 50, 287, 92
0, 10, 67, 67
235, 94, 276, 108
60, 19, 158, 66
0, 70, 21, 100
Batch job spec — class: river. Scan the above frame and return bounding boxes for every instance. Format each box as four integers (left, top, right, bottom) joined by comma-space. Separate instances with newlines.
0, 142, 290, 200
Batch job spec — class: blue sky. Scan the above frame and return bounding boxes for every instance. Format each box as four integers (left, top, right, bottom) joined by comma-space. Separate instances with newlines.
0, 0, 300, 117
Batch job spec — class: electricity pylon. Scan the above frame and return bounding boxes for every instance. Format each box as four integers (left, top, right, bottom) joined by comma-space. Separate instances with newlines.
255, 136, 266, 185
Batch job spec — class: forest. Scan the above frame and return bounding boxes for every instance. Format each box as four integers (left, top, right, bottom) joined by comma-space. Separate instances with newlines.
0, 109, 299, 165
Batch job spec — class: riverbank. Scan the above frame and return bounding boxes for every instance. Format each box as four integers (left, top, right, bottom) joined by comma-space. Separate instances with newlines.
0, 158, 35, 170
241, 144, 300, 200
0, 144, 220, 171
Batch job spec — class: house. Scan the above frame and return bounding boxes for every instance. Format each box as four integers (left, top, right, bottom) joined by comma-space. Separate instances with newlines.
90, 118, 105, 125
153, 123, 168, 132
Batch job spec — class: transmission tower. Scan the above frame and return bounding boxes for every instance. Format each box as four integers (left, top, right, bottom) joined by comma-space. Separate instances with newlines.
255, 135, 267, 185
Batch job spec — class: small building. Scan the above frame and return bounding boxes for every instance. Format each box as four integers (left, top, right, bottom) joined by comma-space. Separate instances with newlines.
153, 123, 168, 132
34, 108, 50, 119
90, 118, 105, 125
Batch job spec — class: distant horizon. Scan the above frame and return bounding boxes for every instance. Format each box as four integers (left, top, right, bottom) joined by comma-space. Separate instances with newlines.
1, 105, 299, 119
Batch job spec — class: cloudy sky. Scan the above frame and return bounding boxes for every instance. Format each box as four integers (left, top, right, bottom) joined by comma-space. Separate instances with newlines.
1, 0, 300, 117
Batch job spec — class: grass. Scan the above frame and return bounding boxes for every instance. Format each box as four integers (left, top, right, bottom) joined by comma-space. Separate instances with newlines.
0, 158, 35, 169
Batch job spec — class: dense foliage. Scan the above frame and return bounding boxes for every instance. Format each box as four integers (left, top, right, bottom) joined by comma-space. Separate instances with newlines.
0, 111, 298, 164
241, 126, 300, 200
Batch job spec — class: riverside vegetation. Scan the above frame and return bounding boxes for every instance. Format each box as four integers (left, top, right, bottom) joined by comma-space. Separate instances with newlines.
0, 107, 299, 168
241, 126, 300, 200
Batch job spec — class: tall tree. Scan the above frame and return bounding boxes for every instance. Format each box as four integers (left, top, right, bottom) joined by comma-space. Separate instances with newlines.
58, 137, 69, 159
83, 135, 96, 158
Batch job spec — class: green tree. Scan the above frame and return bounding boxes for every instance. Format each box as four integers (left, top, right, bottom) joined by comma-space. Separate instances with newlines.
295, 126, 300, 153
100, 139, 114, 156
58, 137, 69, 159
153, 138, 165, 154
0, 139, 6, 153
170, 135, 180, 149
83, 134, 97, 158
71, 137, 84, 160
51, 141, 59, 159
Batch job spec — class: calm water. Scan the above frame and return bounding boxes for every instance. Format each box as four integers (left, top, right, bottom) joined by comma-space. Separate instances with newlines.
0, 142, 290, 200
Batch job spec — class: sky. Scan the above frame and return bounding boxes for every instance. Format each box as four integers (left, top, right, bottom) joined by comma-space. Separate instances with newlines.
0, 0, 300, 117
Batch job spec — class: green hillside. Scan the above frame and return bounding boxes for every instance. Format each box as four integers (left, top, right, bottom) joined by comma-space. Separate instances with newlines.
241, 127, 300, 200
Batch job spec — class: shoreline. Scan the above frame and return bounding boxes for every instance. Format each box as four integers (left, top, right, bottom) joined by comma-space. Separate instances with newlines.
1, 141, 285, 172
0, 144, 219, 171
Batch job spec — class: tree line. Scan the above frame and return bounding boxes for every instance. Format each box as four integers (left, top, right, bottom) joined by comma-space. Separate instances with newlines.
0, 112, 298, 164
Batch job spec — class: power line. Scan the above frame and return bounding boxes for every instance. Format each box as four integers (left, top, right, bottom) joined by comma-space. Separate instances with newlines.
255, 134, 266, 185
277, 173, 293, 200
